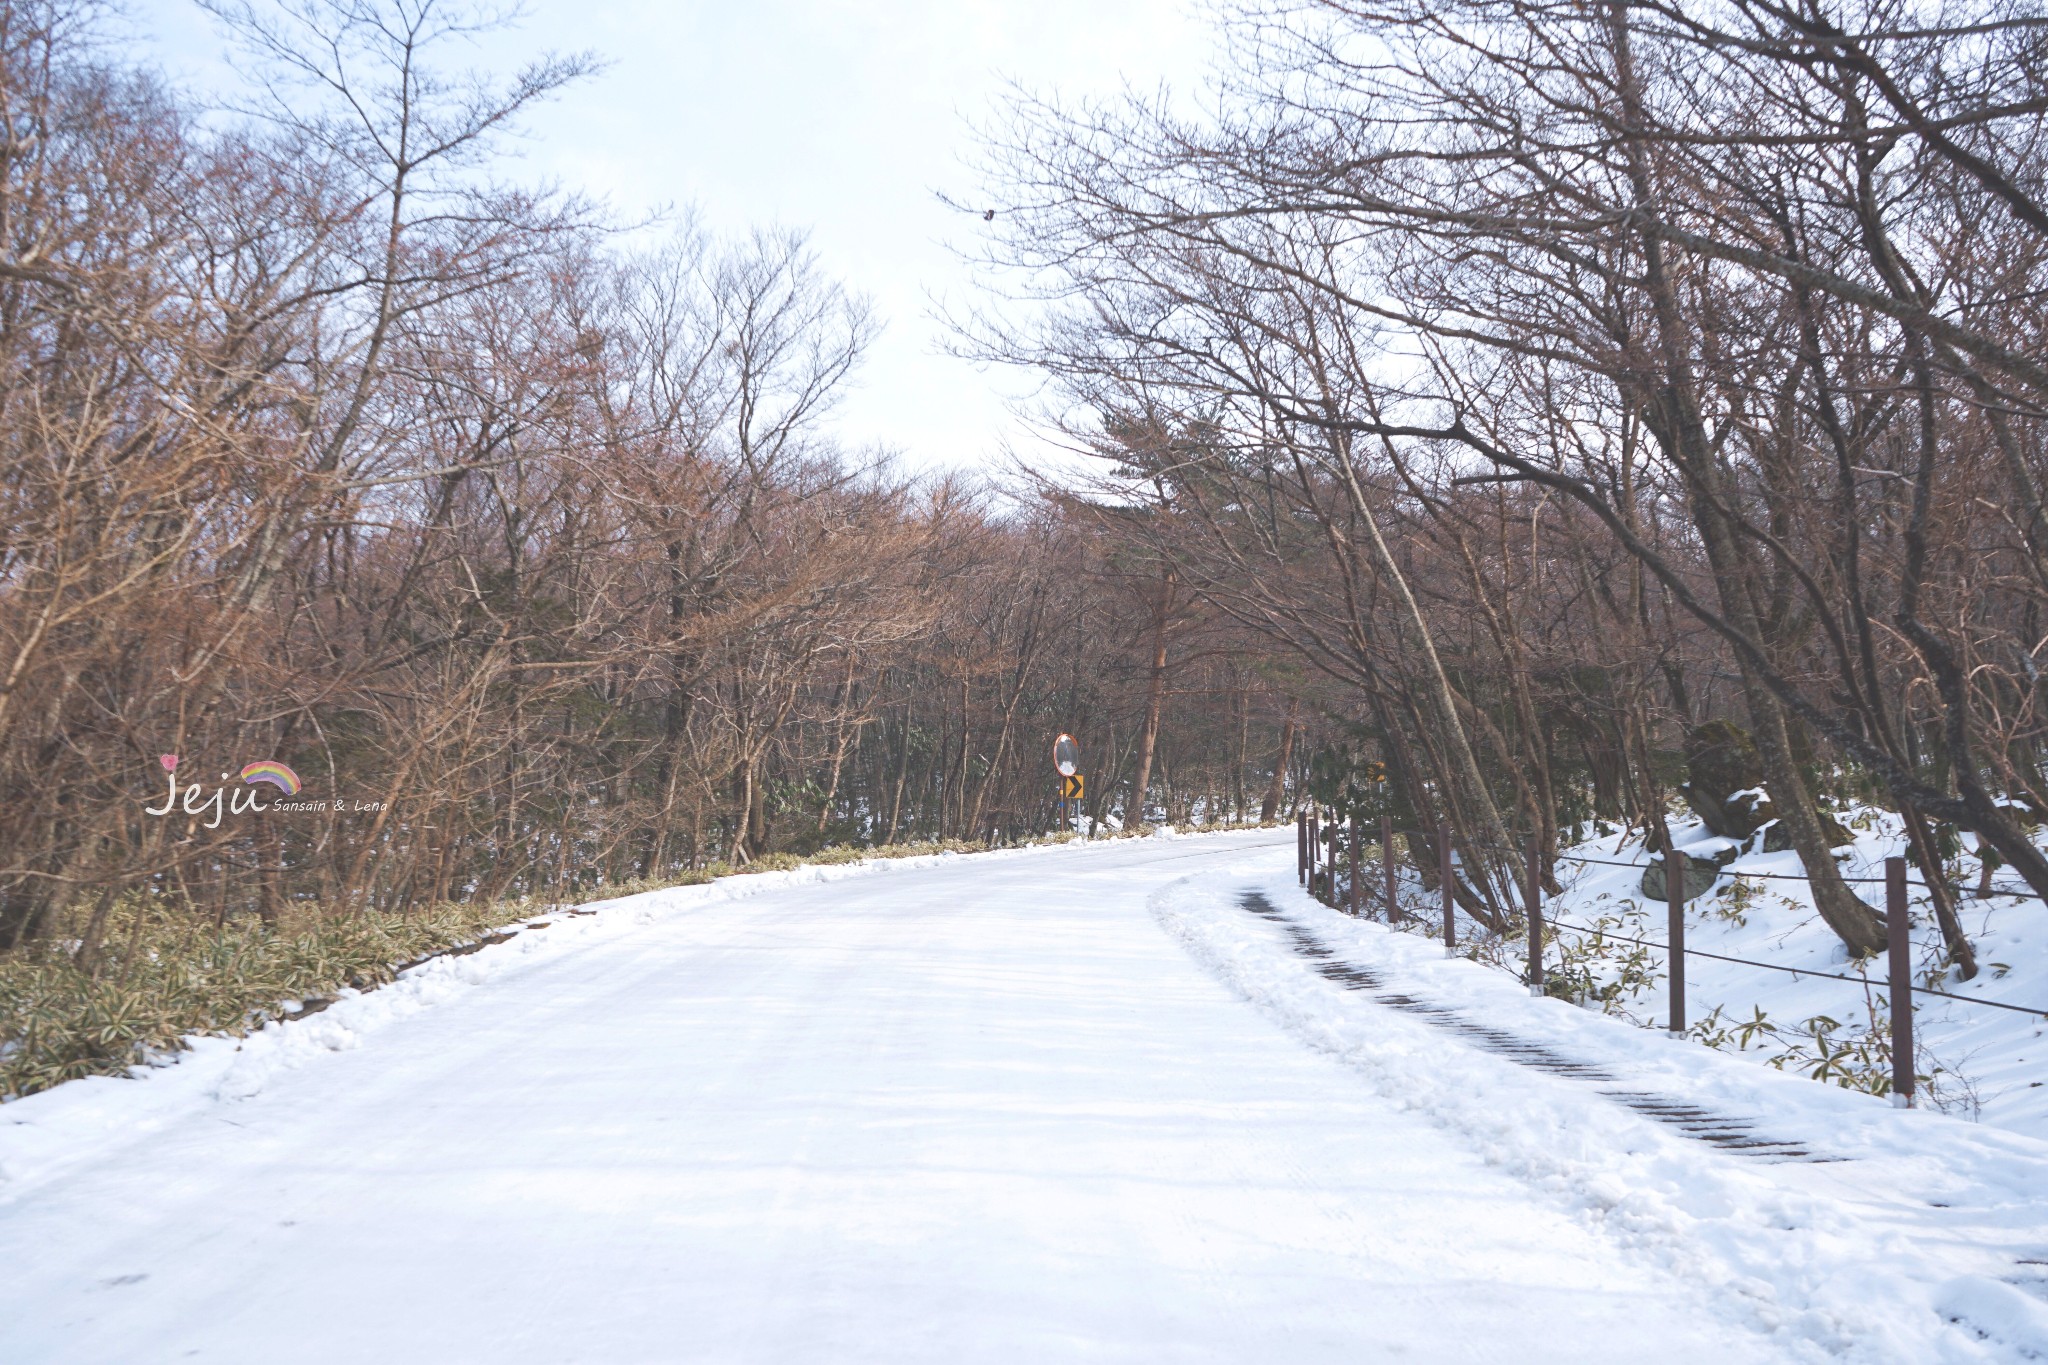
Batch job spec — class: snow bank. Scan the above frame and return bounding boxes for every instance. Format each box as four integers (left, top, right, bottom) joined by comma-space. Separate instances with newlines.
1544, 814, 2048, 1139
1153, 859, 2048, 1363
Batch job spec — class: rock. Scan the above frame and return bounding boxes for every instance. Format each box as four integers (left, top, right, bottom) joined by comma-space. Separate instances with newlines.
1994, 798, 2043, 833
1752, 811, 1853, 852
1683, 719, 1854, 847
1641, 848, 1725, 903
1690, 836, 1741, 866
1678, 785, 1726, 837
1682, 720, 1767, 838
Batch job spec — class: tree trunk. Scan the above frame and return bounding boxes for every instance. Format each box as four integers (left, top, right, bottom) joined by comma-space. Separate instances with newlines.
1261, 698, 1299, 821
1605, 4, 1886, 957
1129, 583, 1171, 824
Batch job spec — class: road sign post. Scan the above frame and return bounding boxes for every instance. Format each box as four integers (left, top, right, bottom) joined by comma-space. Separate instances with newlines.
1309, 806, 1320, 898
1053, 734, 1084, 840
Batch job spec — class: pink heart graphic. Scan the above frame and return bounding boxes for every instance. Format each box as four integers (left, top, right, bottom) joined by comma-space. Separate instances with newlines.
160, 754, 178, 772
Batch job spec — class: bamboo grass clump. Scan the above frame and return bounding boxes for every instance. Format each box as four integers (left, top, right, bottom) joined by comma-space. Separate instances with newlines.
0, 895, 518, 1100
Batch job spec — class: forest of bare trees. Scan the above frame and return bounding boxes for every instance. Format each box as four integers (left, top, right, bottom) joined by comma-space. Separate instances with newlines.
965, 0, 2048, 976
0, 0, 1312, 968
10, 0, 2048, 999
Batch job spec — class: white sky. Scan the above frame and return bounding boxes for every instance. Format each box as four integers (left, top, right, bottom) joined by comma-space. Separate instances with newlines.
129, 0, 1216, 474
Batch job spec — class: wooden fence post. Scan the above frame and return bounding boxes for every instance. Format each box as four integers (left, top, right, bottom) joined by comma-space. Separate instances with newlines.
1297, 810, 1306, 885
1666, 842, 1687, 1038
1382, 813, 1399, 922
1349, 817, 1361, 916
1440, 822, 1455, 956
1887, 856, 1915, 1109
1308, 807, 1320, 899
1526, 840, 1545, 997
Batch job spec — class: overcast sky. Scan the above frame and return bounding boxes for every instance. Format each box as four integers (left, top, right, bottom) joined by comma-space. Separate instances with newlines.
130, 0, 1214, 473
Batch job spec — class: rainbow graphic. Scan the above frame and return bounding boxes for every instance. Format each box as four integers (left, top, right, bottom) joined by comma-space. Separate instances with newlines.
239, 760, 302, 796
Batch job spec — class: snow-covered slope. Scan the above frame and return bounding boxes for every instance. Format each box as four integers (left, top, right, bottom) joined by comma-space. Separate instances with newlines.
1524, 812, 2048, 1137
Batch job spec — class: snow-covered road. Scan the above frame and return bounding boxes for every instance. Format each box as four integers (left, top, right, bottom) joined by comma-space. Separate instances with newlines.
0, 832, 2033, 1361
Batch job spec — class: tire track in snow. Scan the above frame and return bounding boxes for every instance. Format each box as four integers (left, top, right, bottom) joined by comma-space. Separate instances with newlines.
1237, 890, 1836, 1164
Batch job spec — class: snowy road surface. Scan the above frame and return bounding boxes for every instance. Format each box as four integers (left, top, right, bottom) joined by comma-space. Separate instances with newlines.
1, 831, 2042, 1362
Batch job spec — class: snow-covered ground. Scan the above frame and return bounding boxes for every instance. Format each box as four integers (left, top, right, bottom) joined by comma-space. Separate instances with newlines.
1174, 861, 2048, 1362
1, 830, 2045, 1361
1483, 812, 2048, 1138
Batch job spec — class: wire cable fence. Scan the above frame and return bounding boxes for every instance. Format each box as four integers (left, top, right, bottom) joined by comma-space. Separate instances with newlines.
1552, 849, 2045, 902
1289, 808, 2048, 1109
1535, 916, 2048, 1019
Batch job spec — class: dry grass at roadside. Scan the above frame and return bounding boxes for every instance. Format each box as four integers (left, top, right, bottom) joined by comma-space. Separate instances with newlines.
0, 896, 517, 1100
